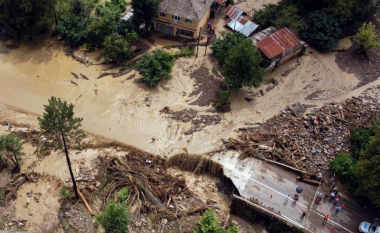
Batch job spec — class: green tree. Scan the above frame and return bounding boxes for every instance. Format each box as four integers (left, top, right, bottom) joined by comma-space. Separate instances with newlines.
57, 0, 92, 47
0, 0, 56, 42
193, 208, 238, 233
349, 127, 373, 160
354, 22, 380, 54
252, 4, 279, 29
0, 134, 24, 172
87, 8, 120, 46
95, 201, 130, 233
329, 154, 358, 190
210, 31, 245, 64
357, 123, 380, 207
298, 9, 341, 52
131, 0, 161, 34
275, 5, 301, 29
102, 32, 137, 63
38, 97, 86, 200
136, 49, 175, 86
222, 39, 264, 90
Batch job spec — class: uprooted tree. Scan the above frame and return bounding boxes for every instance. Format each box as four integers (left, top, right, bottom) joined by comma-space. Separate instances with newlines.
0, 134, 24, 172
38, 97, 86, 200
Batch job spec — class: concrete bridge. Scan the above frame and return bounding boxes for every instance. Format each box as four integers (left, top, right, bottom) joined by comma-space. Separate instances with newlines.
211, 151, 373, 233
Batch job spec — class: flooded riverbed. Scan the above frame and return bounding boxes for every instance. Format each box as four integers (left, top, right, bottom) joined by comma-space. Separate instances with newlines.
1, 32, 379, 158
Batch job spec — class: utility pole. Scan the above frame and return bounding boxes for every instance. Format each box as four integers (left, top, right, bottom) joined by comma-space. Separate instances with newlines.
196, 27, 201, 57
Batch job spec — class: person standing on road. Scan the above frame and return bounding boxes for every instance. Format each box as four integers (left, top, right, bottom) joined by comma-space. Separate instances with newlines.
334, 195, 340, 205
324, 215, 329, 222
285, 195, 289, 203
301, 212, 306, 219
324, 193, 329, 201
330, 176, 334, 184
329, 192, 336, 201
340, 204, 345, 210
335, 206, 341, 215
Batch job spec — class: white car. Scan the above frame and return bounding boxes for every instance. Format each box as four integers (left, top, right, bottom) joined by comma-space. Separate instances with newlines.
359, 222, 380, 233
123, 9, 133, 21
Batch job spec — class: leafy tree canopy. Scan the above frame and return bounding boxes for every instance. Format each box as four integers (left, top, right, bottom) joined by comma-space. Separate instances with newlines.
131, 0, 161, 33
102, 31, 137, 63
86, 8, 120, 46
95, 201, 130, 233
0, 0, 56, 42
210, 31, 245, 65
298, 9, 341, 52
357, 122, 380, 207
192, 208, 239, 233
222, 39, 264, 90
252, 4, 279, 29
354, 22, 380, 54
56, 0, 93, 47
275, 5, 301, 29
0, 134, 24, 172
329, 154, 358, 190
38, 97, 86, 150
136, 49, 175, 86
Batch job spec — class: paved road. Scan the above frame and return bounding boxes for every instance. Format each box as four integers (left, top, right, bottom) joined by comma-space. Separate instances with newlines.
212, 151, 373, 233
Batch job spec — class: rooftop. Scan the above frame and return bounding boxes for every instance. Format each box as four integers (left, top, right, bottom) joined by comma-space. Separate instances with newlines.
255, 27, 304, 59
226, 16, 259, 37
159, 0, 215, 22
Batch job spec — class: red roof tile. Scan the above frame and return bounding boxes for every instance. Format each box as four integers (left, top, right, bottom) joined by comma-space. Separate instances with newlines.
256, 28, 303, 59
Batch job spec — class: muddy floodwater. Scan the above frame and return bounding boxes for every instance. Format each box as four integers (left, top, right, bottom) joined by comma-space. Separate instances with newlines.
1, 33, 380, 159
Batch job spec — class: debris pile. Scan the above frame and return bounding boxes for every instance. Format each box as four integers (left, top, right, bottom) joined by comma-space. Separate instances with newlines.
161, 107, 222, 135
224, 86, 380, 172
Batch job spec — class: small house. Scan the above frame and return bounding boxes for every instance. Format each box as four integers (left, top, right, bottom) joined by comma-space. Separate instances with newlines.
224, 5, 259, 37
255, 27, 307, 68
153, 0, 221, 39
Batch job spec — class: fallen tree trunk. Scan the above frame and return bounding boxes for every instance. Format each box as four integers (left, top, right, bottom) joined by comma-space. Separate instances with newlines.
77, 188, 94, 215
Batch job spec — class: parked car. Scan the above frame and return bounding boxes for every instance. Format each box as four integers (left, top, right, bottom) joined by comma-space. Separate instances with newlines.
359, 222, 380, 233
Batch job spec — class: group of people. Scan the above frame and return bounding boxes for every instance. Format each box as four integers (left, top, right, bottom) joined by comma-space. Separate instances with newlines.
303, 114, 329, 133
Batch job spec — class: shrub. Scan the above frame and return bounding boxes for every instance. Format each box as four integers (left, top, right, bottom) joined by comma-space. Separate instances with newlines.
214, 90, 231, 112
95, 201, 129, 233
175, 47, 195, 58
192, 208, 239, 233
117, 187, 131, 203
136, 49, 175, 86
59, 186, 73, 199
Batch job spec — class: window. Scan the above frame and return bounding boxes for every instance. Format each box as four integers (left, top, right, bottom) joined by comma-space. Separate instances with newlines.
177, 29, 194, 37
185, 19, 192, 24
172, 15, 180, 21
159, 12, 166, 17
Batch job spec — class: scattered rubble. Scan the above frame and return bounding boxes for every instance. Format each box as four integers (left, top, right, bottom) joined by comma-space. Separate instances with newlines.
160, 107, 222, 135
188, 65, 223, 106
224, 85, 380, 173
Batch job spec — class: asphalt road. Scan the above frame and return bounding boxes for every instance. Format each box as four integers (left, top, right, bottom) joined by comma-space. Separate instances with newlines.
215, 152, 373, 233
